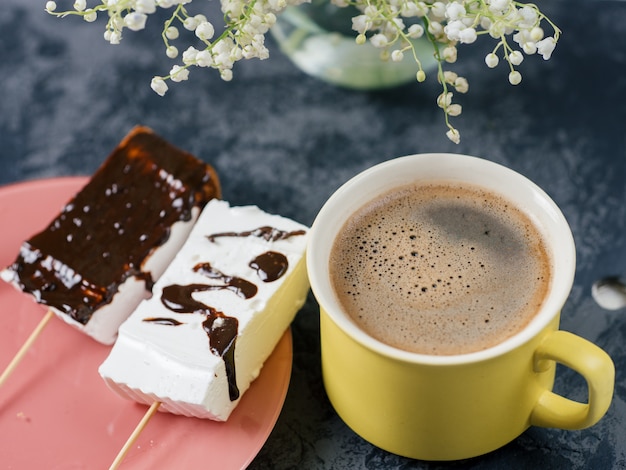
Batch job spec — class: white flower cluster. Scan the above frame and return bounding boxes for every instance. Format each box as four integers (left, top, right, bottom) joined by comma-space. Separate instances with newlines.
46, 0, 559, 144
343, 0, 560, 143
45, 0, 306, 95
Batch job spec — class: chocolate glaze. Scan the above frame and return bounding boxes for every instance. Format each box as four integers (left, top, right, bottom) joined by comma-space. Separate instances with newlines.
160, 283, 240, 401
203, 315, 239, 401
143, 317, 184, 326
161, 284, 221, 312
193, 262, 257, 299
6, 126, 220, 325
249, 251, 289, 282
207, 226, 305, 242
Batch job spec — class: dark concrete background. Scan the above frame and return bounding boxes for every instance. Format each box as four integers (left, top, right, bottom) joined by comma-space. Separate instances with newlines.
1, 1, 625, 468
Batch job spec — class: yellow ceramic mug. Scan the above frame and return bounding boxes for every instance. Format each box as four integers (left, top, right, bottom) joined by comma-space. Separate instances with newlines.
307, 154, 615, 461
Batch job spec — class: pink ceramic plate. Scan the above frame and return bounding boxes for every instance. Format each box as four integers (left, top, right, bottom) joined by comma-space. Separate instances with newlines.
0, 177, 292, 469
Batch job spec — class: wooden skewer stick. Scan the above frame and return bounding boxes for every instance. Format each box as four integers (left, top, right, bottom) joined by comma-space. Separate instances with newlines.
109, 401, 162, 470
0, 310, 55, 388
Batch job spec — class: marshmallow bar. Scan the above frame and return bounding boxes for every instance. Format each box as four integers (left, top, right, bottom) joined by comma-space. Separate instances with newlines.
1, 126, 221, 344
98, 199, 309, 421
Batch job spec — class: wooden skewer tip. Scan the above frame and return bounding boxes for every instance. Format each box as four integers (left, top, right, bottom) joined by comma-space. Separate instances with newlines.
0, 310, 55, 389
109, 401, 162, 470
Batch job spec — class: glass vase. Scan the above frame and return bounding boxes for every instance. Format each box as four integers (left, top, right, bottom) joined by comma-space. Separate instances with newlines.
270, 0, 438, 90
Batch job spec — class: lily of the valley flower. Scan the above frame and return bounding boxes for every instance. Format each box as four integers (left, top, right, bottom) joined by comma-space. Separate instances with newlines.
46, 0, 559, 144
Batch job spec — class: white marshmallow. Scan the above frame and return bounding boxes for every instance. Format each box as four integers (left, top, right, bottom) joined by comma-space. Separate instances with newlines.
0, 127, 221, 345
1, 211, 202, 345
98, 200, 309, 421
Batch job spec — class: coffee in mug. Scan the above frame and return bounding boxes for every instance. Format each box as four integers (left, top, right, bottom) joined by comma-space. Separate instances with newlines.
330, 181, 552, 355
307, 153, 614, 461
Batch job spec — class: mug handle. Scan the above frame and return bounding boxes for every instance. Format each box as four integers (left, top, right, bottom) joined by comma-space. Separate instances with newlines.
530, 330, 615, 430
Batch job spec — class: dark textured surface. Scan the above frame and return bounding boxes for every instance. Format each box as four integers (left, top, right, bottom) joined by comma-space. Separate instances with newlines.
1, 1, 625, 468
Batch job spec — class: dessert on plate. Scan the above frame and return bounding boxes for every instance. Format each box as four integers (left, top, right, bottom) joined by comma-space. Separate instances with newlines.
1, 126, 220, 344
99, 199, 309, 421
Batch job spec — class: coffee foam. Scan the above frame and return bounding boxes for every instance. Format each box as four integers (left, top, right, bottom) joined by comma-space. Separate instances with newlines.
330, 183, 552, 355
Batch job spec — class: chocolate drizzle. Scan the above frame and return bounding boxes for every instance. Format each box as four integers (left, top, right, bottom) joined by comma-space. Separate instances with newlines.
203, 315, 239, 400
161, 284, 225, 312
207, 226, 305, 243
143, 317, 183, 326
192, 262, 257, 299
249, 251, 289, 282
6, 127, 220, 325
160, 284, 240, 401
